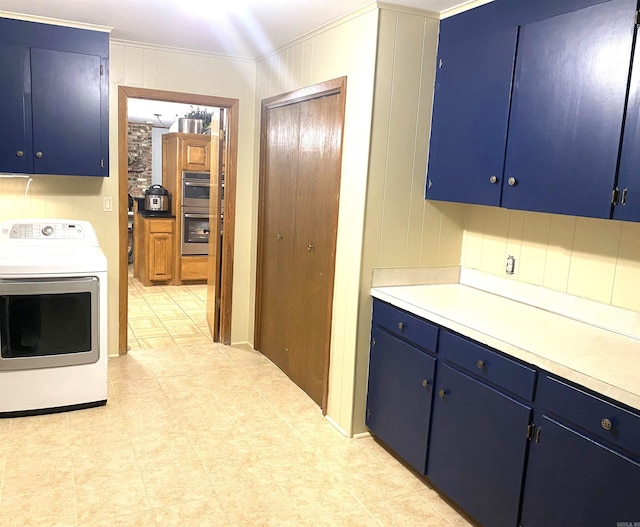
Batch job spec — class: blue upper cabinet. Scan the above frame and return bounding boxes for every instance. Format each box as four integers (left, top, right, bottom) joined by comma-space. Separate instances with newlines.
426, 27, 517, 206
616, 22, 640, 223
503, 0, 637, 218
426, 0, 639, 221
0, 18, 109, 177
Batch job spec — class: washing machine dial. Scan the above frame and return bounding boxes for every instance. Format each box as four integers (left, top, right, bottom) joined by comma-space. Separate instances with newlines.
42, 225, 54, 236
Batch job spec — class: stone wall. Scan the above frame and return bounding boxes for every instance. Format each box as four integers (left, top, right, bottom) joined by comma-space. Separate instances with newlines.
128, 123, 153, 198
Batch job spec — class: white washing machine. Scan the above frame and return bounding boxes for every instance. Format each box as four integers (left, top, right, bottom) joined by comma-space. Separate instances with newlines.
0, 219, 108, 417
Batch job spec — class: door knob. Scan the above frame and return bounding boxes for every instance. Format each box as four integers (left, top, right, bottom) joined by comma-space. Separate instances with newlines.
508, 176, 517, 186
276, 234, 283, 240
477, 360, 485, 369
489, 175, 498, 184
397, 322, 405, 331
307, 244, 314, 251
601, 418, 613, 431
16, 150, 24, 157
35, 151, 43, 159
422, 379, 429, 388
438, 389, 447, 398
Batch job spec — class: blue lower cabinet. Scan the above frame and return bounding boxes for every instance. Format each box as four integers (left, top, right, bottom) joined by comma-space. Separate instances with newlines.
519, 375, 640, 527
366, 327, 436, 474
428, 363, 532, 527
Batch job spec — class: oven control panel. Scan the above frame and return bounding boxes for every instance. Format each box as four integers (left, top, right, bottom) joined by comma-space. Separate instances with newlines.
8, 222, 85, 239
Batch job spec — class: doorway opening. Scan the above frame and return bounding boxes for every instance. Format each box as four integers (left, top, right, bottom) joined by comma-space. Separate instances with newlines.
118, 86, 239, 354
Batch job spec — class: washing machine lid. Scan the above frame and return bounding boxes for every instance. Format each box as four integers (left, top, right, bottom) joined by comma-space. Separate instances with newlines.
0, 219, 107, 274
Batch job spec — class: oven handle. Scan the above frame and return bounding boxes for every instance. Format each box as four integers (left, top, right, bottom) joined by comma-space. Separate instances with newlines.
184, 213, 210, 219
183, 181, 210, 187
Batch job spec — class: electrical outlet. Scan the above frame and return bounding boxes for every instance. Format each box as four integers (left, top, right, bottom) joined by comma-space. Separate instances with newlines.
103, 196, 113, 212
506, 255, 516, 275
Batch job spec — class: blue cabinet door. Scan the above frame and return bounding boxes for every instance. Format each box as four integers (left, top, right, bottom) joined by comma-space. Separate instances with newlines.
428, 363, 532, 527
520, 415, 640, 527
616, 28, 640, 222
426, 27, 518, 206
366, 327, 436, 474
503, 0, 636, 218
31, 48, 105, 176
0, 45, 32, 174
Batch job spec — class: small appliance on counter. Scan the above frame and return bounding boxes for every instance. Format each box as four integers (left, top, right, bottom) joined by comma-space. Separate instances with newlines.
141, 184, 171, 216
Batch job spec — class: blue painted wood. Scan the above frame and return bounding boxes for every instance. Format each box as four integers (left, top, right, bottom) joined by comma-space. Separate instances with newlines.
520, 415, 640, 527
366, 327, 436, 475
31, 49, 104, 176
0, 46, 32, 174
503, 0, 636, 218
536, 374, 640, 460
0, 17, 108, 177
616, 23, 640, 222
0, 17, 108, 56
439, 330, 537, 401
373, 300, 439, 353
439, 0, 610, 47
428, 363, 532, 527
426, 27, 517, 206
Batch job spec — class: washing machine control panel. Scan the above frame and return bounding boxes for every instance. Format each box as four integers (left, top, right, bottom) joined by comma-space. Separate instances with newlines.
9, 222, 85, 239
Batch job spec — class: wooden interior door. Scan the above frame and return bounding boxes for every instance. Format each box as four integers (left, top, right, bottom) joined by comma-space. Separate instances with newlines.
256, 78, 346, 410
258, 104, 300, 371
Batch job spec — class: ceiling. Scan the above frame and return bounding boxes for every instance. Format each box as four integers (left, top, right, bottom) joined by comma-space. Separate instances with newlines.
0, 0, 483, 59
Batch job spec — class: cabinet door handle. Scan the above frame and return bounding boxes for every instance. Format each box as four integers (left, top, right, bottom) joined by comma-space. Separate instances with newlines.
489, 175, 498, 184
601, 418, 613, 431
438, 389, 447, 398
307, 243, 314, 251
422, 379, 429, 388
16, 150, 24, 157
508, 176, 517, 186
477, 359, 485, 369
397, 322, 405, 331
276, 234, 283, 240
35, 151, 43, 159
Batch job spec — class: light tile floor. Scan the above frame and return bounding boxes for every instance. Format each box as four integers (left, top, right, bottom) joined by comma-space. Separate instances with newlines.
0, 274, 474, 526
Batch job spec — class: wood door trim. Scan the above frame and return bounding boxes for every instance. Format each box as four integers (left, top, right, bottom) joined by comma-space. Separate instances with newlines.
118, 86, 238, 353
254, 77, 347, 413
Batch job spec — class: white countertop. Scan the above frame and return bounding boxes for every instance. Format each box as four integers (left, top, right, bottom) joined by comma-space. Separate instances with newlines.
371, 272, 640, 411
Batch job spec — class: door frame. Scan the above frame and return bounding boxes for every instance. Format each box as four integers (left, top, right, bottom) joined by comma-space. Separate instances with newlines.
254, 77, 347, 412
118, 86, 238, 353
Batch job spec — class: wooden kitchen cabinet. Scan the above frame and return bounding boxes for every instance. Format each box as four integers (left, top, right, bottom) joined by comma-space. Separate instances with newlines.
428, 331, 535, 527
366, 300, 438, 474
162, 133, 213, 283
181, 136, 210, 171
0, 17, 109, 177
426, 0, 637, 220
133, 214, 175, 286
520, 375, 640, 527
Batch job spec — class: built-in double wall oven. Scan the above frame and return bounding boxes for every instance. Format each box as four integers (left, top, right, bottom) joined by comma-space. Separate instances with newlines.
181, 171, 210, 255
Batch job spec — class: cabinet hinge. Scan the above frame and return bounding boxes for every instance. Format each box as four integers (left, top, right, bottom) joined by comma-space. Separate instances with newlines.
215, 297, 221, 308
366, 408, 371, 419
100, 159, 104, 168
526, 423, 535, 440
534, 427, 542, 443
612, 187, 620, 205
100, 64, 104, 75
220, 129, 226, 142
371, 337, 376, 348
